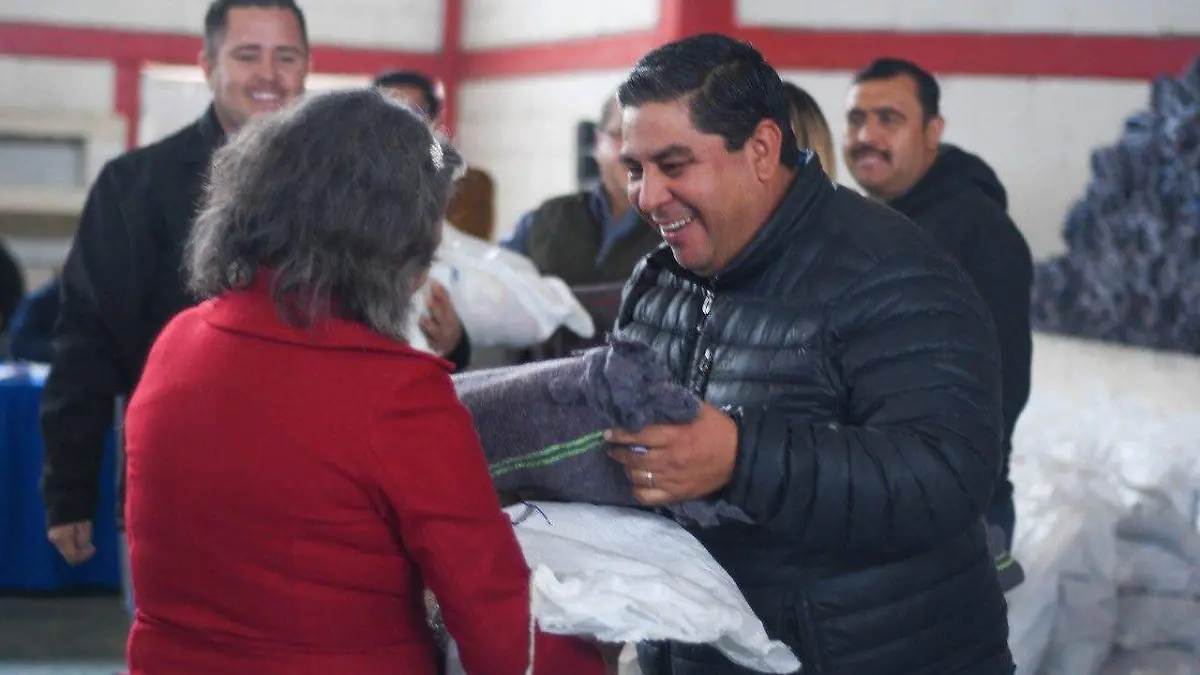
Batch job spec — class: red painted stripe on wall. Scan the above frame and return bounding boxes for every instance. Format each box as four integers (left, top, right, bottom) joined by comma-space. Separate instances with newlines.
457, 32, 660, 79
2, 20, 1195, 82
113, 59, 141, 149
738, 28, 1200, 80
0, 22, 446, 77
454, 28, 1199, 80
658, 0, 735, 42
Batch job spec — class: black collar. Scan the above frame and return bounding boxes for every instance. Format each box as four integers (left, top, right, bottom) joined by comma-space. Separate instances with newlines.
178, 104, 227, 165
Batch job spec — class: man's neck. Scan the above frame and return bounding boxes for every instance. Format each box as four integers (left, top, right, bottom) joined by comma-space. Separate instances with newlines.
605, 187, 630, 220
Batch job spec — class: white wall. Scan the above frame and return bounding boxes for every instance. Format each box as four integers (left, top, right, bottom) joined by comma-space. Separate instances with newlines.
0, 56, 125, 216
737, 0, 1200, 34
456, 70, 630, 241
462, 0, 659, 49
777, 70, 1151, 259
0, 0, 446, 51
1024, 332, 1200, 420
0, 56, 115, 115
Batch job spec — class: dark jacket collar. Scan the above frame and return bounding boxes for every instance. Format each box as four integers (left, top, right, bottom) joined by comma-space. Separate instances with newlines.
888, 144, 1009, 219
178, 104, 227, 164
650, 150, 834, 289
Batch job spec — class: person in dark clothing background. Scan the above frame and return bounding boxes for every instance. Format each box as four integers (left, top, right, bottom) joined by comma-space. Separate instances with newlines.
499, 92, 663, 358
501, 91, 663, 285
43, 5, 475, 584
606, 34, 1012, 675
39, 1, 315, 624
8, 275, 60, 363
0, 239, 27, 338
843, 58, 1033, 544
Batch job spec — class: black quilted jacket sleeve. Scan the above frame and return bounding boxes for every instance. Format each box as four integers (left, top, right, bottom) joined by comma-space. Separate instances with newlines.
721, 250, 1005, 556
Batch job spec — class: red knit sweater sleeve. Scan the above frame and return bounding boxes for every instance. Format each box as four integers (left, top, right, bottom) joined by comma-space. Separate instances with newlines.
367, 360, 605, 675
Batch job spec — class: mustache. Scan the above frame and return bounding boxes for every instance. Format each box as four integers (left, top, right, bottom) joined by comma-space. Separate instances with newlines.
849, 145, 891, 163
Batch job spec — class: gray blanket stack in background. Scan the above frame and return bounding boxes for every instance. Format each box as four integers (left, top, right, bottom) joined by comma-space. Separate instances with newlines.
452, 339, 750, 527
1032, 55, 1200, 352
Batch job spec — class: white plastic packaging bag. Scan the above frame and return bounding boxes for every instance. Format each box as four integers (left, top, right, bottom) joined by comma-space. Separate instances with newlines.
1007, 387, 1200, 675
408, 224, 595, 351
446, 502, 800, 674
1111, 492, 1200, 654
1098, 648, 1200, 675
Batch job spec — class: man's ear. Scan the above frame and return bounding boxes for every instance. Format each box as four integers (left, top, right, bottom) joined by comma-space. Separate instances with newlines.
924, 115, 945, 150
198, 48, 214, 88
748, 119, 786, 182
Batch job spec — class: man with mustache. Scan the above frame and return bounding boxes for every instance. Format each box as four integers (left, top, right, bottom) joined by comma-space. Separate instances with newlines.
607, 34, 1012, 675
843, 58, 1033, 546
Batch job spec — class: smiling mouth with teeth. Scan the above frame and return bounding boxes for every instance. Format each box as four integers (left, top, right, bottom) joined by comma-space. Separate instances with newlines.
658, 215, 694, 234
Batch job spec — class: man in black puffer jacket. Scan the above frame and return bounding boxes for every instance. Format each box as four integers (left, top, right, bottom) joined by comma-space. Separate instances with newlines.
604, 35, 1013, 675
844, 58, 1033, 546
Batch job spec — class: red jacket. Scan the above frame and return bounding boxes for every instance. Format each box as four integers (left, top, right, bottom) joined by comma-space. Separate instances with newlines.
124, 279, 604, 675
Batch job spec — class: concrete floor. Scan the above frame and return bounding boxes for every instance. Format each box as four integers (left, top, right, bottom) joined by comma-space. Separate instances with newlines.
0, 594, 127, 675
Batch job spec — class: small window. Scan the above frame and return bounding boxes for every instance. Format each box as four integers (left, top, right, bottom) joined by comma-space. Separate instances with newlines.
0, 136, 86, 189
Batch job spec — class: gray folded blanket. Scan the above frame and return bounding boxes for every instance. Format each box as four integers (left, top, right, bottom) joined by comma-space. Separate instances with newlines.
451, 339, 750, 527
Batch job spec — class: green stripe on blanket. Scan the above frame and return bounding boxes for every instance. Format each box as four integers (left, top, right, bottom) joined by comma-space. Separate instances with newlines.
489, 431, 606, 478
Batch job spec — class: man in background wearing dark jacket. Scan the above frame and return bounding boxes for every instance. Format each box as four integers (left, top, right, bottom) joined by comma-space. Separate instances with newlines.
608, 34, 1011, 674
844, 58, 1034, 545
8, 275, 60, 363
40, 0, 311, 604
500, 92, 662, 286
500, 92, 662, 358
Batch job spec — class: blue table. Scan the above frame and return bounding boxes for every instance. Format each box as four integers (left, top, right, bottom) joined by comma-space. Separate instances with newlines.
0, 363, 121, 592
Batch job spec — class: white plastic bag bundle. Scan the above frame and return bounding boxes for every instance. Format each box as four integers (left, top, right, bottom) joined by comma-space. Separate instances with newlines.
1111, 492, 1200, 655
1009, 410, 1123, 675
1005, 500, 1104, 674
1098, 648, 1200, 675
447, 502, 800, 674
407, 224, 595, 351
1008, 386, 1200, 675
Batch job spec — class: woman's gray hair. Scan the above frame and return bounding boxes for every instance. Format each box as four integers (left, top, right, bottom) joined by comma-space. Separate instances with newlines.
187, 87, 464, 341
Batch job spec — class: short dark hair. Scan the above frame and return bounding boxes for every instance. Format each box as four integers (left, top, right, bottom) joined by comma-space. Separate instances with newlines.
853, 57, 941, 120
187, 89, 464, 342
617, 33, 799, 166
204, 0, 309, 60
597, 92, 620, 133
373, 70, 442, 119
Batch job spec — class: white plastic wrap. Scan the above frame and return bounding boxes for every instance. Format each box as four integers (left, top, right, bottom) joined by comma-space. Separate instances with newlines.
1007, 387, 1200, 675
1112, 493, 1200, 655
439, 224, 595, 347
1006, 502, 1109, 674
407, 224, 595, 352
448, 502, 801, 674
1098, 648, 1200, 675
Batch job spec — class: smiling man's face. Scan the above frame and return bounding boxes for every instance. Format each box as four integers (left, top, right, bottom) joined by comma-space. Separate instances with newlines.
621, 99, 775, 277
202, 6, 309, 134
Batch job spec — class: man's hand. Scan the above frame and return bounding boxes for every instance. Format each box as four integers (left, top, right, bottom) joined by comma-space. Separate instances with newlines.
606, 402, 738, 506
419, 281, 464, 356
48, 520, 95, 565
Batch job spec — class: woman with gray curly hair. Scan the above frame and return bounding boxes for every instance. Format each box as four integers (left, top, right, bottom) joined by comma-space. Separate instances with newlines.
121, 89, 606, 675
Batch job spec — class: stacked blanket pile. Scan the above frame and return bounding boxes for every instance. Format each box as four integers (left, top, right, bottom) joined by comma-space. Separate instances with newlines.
1032, 55, 1200, 353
